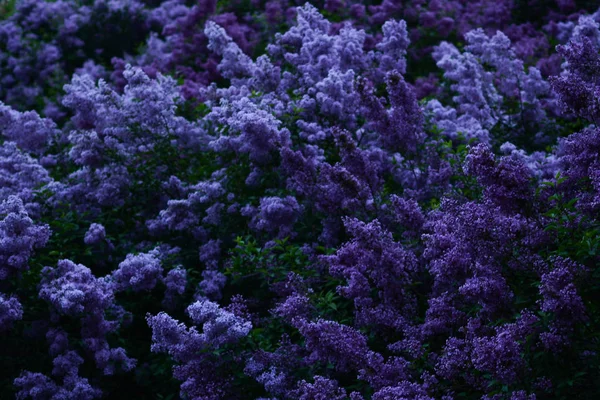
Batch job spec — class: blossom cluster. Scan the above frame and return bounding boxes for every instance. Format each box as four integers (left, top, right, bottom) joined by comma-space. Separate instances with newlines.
1, 1, 600, 399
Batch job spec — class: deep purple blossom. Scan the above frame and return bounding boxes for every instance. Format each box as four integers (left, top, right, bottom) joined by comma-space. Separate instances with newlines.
377, 20, 410, 74
296, 318, 370, 371
15, 349, 102, 400
147, 300, 251, 398
197, 269, 226, 301
0, 142, 51, 209
84, 223, 106, 245
0, 196, 50, 280
326, 217, 418, 330
0, 293, 23, 331
39, 259, 135, 374
250, 196, 302, 238
163, 266, 187, 309
291, 376, 349, 400
111, 249, 164, 292
550, 36, 600, 124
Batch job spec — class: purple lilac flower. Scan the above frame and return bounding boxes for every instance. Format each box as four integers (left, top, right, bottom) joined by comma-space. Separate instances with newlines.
0, 141, 52, 207
84, 223, 106, 245
111, 249, 164, 292
162, 266, 187, 309
0, 102, 57, 154
0, 293, 23, 331
15, 349, 102, 400
0, 196, 50, 280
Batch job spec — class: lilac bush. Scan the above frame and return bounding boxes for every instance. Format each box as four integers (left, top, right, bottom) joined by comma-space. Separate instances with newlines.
1, 1, 600, 399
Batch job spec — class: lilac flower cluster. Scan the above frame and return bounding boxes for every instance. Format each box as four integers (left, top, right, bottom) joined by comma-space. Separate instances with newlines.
0, 293, 22, 331
2, 1, 600, 399
147, 299, 251, 399
38, 259, 136, 375
0, 196, 50, 280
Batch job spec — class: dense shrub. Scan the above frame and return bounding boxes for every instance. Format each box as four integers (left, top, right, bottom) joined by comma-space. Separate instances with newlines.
1, 1, 599, 399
